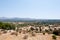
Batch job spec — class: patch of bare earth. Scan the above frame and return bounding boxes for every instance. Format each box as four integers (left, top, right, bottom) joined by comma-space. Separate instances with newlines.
0, 33, 60, 40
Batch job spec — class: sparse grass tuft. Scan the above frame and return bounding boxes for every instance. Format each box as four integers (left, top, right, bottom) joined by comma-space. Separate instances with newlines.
0, 32, 2, 35
22, 30, 26, 34
10, 32, 18, 36
3, 30, 7, 34
23, 35, 28, 39
19, 31, 21, 33
31, 32, 36, 36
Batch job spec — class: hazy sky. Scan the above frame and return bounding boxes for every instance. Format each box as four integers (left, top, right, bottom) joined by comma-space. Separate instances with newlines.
0, 0, 60, 19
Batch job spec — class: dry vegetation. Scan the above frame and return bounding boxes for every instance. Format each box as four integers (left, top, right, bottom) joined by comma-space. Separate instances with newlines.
0, 22, 60, 40
0, 33, 60, 40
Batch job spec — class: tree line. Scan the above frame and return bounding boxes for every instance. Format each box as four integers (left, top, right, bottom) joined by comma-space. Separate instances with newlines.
0, 22, 15, 30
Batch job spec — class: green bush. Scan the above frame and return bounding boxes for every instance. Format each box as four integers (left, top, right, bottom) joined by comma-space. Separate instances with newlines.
0, 22, 15, 30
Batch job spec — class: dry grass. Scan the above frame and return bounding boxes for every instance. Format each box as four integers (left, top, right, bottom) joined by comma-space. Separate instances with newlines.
31, 32, 36, 36
0, 32, 2, 35
22, 35, 28, 39
3, 30, 7, 34
10, 32, 18, 36
19, 31, 21, 33
0, 32, 60, 40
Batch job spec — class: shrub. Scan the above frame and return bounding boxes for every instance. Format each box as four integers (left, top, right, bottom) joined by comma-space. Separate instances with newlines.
3, 30, 7, 34
0, 32, 2, 35
52, 34, 57, 40
22, 30, 26, 34
53, 30, 58, 35
43, 32, 45, 35
28, 30, 31, 32
30, 27, 35, 31
0, 22, 15, 30
11, 32, 18, 36
31, 32, 36, 36
19, 29, 22, 33
11, 32, 15, 35
45, 29, 49, 33
23, 35, 28, 39
19, 31, 21, 33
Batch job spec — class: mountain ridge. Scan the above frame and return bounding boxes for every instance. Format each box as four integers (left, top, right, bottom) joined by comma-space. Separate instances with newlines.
0, 17, 60, 22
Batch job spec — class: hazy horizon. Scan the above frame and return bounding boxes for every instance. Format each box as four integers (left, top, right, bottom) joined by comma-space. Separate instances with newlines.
0, 0, 60, 19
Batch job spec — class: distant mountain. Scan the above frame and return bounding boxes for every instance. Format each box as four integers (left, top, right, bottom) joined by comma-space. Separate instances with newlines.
0, 17, 60, 23
0, 17, 37, 22
0, 17, 8, 19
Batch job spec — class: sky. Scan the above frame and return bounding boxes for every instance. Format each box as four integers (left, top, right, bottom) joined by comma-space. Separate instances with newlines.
0, 0, 60, 19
